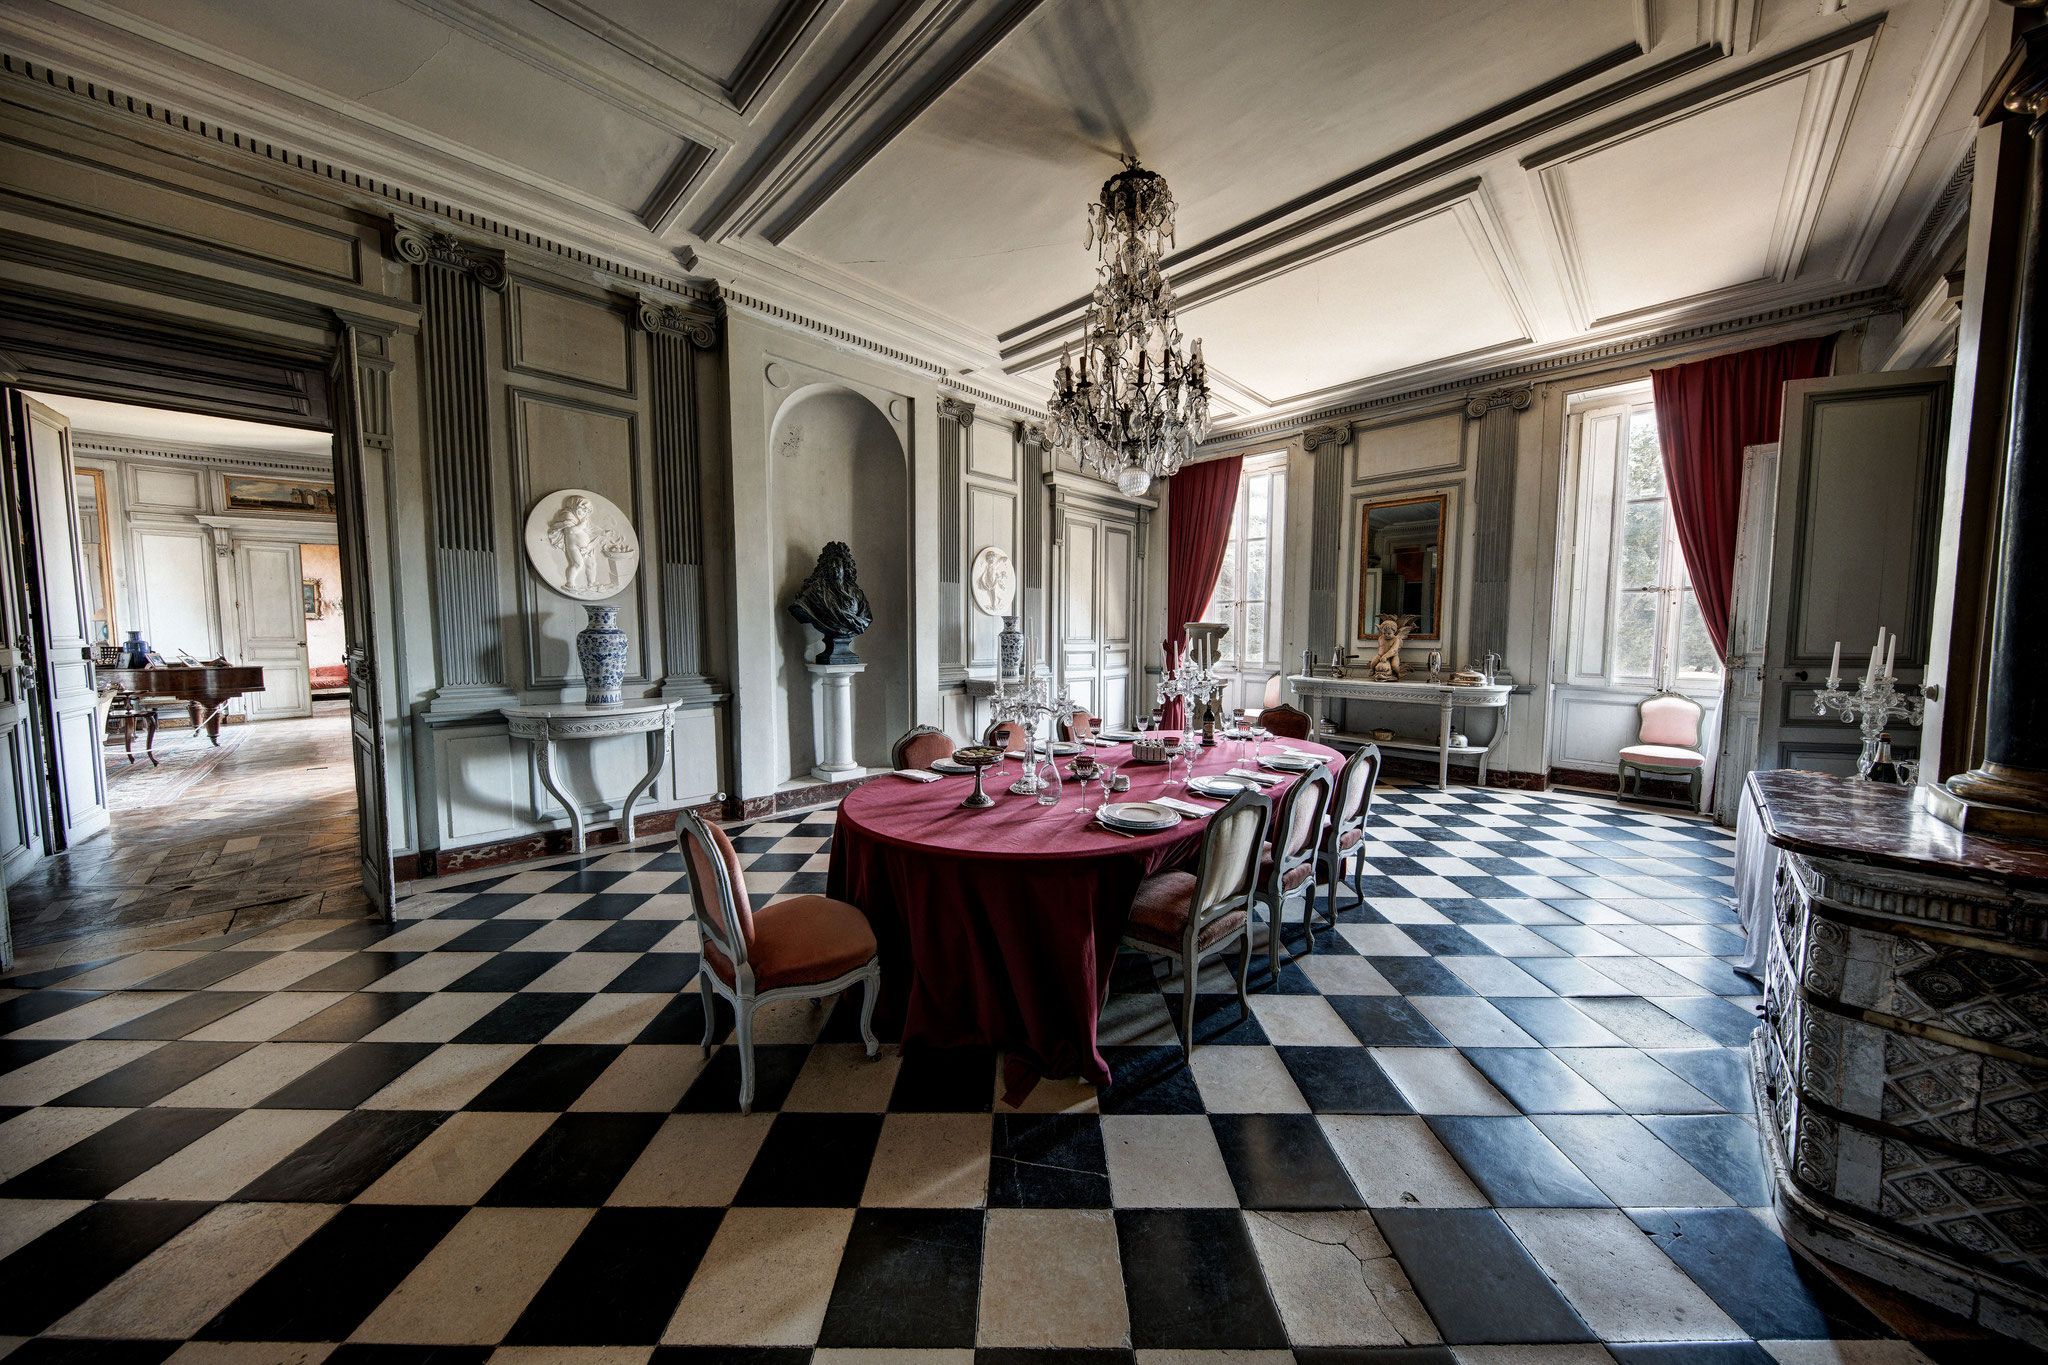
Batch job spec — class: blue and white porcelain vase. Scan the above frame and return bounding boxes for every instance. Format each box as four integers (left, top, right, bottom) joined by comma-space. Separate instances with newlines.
119, 630, 150, 669
998, 614, 1023, 682
576, 605, 627, 706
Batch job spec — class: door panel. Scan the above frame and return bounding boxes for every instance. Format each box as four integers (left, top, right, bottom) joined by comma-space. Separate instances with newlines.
1055, 503, 1140, 727
235, 540, 311, 719
332, 331, 393, 916
1757, 370, 1949, 774
1714, 442, 1779, 824
12, 394, 108, 849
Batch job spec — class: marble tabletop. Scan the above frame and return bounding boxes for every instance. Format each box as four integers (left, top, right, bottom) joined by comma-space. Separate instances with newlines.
1749, 769, 2048, 892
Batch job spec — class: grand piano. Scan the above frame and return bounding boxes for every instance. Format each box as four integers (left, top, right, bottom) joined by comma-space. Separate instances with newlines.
100, 663, 266, 760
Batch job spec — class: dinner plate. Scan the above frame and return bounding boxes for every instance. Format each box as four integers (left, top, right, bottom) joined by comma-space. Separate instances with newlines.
1187, 774, 1260, 798
1045, 741, 1081, 756
1258, 752, 1320, 773
928, 758, 973, 774
1097, 801, 1180, 831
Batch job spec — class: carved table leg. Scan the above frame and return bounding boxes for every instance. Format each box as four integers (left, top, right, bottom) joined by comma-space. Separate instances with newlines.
1437, 695, 1454, 790
532, 728, 586, 854
620, 712, 671, 847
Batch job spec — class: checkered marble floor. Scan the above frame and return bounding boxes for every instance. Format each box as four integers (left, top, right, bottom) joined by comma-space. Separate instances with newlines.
0, 782, 1990, 1364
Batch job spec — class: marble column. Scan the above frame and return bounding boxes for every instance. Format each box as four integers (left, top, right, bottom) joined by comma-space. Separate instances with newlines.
393, 219, 512, 713
636, 295, 722, 703
809, 662, 865, 781
1302, 423, 1350, 658
1466, 385, 1533, 668
1940, 23, 2048, 835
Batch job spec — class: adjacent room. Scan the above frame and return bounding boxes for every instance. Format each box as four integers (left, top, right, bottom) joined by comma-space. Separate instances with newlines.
0, 2, 2042, 1362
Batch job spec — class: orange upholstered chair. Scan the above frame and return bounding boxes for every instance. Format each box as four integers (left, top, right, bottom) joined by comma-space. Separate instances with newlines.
1257, 762, 1333, 973
1058, 709, 1097, 742
1618, 691, 1707, 811
1259, 702, 1313, 741
1314, 744, 1382, 925
892, 725, 955, 771
985, 719, 1030, 755
679, 809, 880, 1113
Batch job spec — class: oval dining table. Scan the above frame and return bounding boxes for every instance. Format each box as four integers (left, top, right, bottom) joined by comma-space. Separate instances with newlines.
826, 733, 1347, 1091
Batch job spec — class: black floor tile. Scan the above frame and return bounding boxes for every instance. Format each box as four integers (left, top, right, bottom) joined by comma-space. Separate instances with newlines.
604, 952, 699, 993
299, 924, 402, 952
545, 870, 632, 895
506, 1206, 720, 1345
1163, 990, 1267, 1047
454, 992, 591, 1044
481, 1110, 666, 1206
273, 991, 431, 1042
1209, 1112, 1362, 1209
466, 1043, 623, 1111
0, 1106, 236, 1199
1425, 1116, 1609, 1207
1648, 1047, 1757, 1113
439, 919, 543, 952
676, 1043, 808, 1113
96, 992, 269, 1040
1558, 1049, 1719, 1112
1327, 995, 1450, 1047
1360, 957, 1474, 997
1606, 1345, 1777, 1365
290, 952, 423, 992
236, 1108, 448, 1201
257, 1041, 439, 1109
0, 989, 102, 1033
1400, 925, 1497, 956
562, 893, 656, 921
0, 1341, 182, 1365
435, 892, 530, 919
0, 1199, 213, 1334
1632, 1207, 1886, 1339
202, 1203, 466, 1341
1115, 1207, 1287, 1349
1641, 1115, 1773, 1206
131, 952, 278, 991
51, 1039, 254, 1106
733, 1112, 882, 1206
887, 1045, 997, 1112
1294, 1351, 1456, 1365
636, 991, 728, 1046
1276, 1047, 1413, 1114
988, 1113, 1110, 1207
0, 1038, 72, 1075
1460, 1048, 1617, 1114
443, 952, 569, 991
1374, 1207, 1593, 1344
1097, 1046, 1205, 1115
817, 1208, 985, 1348
1491, 996, 1622, 1048
585, 920, 677, 954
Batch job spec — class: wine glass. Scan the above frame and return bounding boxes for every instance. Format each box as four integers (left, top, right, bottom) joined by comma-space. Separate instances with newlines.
1250, 722, 1269, 765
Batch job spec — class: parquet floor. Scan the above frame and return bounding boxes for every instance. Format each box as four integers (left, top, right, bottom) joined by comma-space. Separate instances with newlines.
8, 702, 366, 964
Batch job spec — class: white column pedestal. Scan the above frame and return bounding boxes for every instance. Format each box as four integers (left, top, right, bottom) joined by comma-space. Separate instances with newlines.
808, 662, 866, 782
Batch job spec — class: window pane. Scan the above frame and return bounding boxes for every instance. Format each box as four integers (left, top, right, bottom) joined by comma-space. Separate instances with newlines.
1626, 411, 1664, 498
1248, 477, 1269, 539
1246, 540, 1267, 605
1245, 602, 1265, 660
1211, 544, 1235, 614
1613, 591, 1657, 678
1621, 501, 1663, 589
1677, 591, 1719, 676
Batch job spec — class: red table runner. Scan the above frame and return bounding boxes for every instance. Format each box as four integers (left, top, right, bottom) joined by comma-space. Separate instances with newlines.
826, 735, 1346, 1086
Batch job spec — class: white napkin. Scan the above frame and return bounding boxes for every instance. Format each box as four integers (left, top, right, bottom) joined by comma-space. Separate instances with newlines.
1226, 768, 1282, 786
1153, 796, 1212, 818
893, 769, 944, 783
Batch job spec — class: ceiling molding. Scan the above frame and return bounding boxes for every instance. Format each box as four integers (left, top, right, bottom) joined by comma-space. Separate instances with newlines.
74, 434, 332, 473
1892, 144, 1972, 297
720, 281, 954, 381
533, 0, 833, 116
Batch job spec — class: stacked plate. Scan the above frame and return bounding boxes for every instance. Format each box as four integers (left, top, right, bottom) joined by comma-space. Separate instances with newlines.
1187, 774, 1262, 799
1097, 801, 1181, 833
1257, 752, 1321, 774
929, 756, 975, 774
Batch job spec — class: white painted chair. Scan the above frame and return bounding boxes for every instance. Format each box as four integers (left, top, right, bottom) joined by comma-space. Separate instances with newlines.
1618, 691, 1707, 811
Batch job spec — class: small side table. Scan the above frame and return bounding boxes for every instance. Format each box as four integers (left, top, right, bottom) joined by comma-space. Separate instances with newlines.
501, 700, 679, 853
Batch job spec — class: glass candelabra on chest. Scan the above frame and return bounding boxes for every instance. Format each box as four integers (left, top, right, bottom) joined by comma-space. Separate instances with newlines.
1813, 626, 1925, 781
988, 629, 1077, 796
1158, 635, 1225, 744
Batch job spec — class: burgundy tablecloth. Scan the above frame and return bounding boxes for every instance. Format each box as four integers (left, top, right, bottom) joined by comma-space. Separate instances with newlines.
826, 735, 1345, 1086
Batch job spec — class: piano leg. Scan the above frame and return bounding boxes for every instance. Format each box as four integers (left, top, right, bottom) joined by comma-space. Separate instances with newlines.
200, 695, 226, 745
144, 709, 159, 766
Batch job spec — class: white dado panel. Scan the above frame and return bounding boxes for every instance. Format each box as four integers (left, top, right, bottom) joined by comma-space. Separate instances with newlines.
967, 419, 1015, 481
1530, 55, 1858, 328
1351, 410, 1466, 484
128, 465, 205, 512
507, 281, 633, 393
1182, 199, 1529, 403
437, 728, 526, 844
132, 526, 217, 656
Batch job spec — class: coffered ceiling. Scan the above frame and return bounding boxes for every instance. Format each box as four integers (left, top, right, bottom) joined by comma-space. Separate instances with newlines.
0, 0, 1987, 432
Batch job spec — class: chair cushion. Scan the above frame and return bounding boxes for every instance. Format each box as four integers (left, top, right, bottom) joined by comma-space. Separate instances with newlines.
1258, 853, 1315, 892
1639, 694, 1703, 747
702, 894, 877, 990
1125, 871, 1247, 951
683, 820, 753, 948
896, 731, 955, 771
1619, 743, 1704, 769
1337, 828, 1363, 850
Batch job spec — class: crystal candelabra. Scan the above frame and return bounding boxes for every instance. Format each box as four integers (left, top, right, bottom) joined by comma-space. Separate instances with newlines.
988, 668, 1076, 796
1813, 626, 1925, 781
1158, 648, 1221, 741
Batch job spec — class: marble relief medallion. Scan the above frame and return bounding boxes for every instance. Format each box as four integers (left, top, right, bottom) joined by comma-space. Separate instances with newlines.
524, 488, 640, 600
969, 545, 1016, 617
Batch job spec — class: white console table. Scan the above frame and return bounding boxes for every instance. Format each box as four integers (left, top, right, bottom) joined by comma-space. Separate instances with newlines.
501, 700, 678, 853
1287, 674, 1512, 790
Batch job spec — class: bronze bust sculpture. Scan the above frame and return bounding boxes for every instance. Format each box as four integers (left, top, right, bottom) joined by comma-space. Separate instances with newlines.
788, 541, 873, 664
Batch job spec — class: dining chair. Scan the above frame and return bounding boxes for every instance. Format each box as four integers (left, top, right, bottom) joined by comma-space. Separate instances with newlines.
1257, 762, 1333, 974
1618, 691, 1707, 811
1058, 708, 1097, 742
891, 724, 955, 771
1259, 702, 1313, 740
1312, 743, 1382, 934
1118, 787, 1272, 1059
985, 719, 1029, 753
677, 809, 881, 1113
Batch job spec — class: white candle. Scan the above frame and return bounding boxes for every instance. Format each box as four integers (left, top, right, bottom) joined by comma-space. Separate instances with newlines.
1883, 633, 1897, 680
1866, 632, 1882, 683
1828, 641, 1841, 689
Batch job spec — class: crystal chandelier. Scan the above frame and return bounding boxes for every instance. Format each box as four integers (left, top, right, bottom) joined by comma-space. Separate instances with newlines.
1046, 155, 1210, 497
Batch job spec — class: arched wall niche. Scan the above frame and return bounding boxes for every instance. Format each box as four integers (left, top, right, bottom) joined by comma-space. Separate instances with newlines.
766, 382, 910, 780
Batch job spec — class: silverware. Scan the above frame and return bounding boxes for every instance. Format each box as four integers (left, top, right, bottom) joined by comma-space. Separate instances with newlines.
1093, 819, 1141, 838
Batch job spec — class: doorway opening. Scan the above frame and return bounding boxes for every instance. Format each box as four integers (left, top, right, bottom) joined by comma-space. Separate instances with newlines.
1, 391, 364, 960
1549, 381, 1724, 799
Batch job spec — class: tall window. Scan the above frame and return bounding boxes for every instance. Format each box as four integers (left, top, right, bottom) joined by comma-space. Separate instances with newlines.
1205, 454, 1287, 679
1565, 391, 1720, 690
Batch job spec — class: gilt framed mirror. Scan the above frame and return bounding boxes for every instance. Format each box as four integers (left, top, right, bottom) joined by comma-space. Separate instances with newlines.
1357, 492, 1446, 641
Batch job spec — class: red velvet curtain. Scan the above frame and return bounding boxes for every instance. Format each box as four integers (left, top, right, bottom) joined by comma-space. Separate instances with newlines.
1650, 335, 1833, 660
1160, 454, 1243, 727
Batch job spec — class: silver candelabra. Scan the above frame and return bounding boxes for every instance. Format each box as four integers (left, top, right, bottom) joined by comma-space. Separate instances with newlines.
988, 669, 1076, 795
1813, 643, 1924, 780
1158, 650, 1220, 733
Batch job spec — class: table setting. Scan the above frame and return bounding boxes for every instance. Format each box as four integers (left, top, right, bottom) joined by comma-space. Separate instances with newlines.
828, 724, 1345, 1089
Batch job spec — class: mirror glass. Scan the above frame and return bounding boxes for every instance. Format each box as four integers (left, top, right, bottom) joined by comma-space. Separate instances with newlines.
74, 468, 115, 643
1357, 493, 1445, 641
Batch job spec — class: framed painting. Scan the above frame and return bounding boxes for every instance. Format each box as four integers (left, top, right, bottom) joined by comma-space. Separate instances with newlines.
224, 475, 337, 515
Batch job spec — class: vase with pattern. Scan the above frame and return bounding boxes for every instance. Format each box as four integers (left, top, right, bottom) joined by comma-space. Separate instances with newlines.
998, 614, 1024, 682
576, 605, 627, 706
